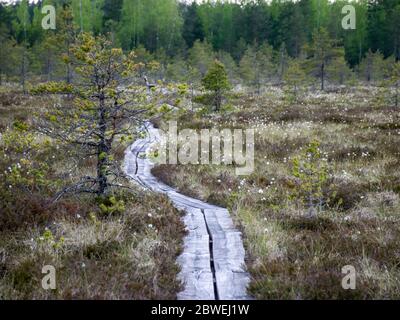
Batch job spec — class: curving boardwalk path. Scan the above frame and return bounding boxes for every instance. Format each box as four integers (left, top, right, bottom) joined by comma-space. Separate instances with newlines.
123, 123, 250, 300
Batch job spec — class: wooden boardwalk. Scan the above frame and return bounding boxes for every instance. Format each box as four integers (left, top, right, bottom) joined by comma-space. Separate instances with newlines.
124, 123, 251, 300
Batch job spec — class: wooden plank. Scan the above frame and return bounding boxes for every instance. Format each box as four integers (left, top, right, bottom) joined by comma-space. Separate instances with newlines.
123, 123, 251, 301
177, 271, 215, 300
215, 271, 251, 300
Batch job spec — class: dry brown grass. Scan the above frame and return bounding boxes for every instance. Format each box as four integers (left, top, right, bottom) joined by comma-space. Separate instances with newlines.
152, 86, 400, 299
0, 91, 186, 300
0, 192, 186, 300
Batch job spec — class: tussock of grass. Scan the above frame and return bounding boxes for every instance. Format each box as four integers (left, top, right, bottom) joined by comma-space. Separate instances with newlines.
153, 87, 400, 299
0, 192, 186, 300
0, 91, 186, 300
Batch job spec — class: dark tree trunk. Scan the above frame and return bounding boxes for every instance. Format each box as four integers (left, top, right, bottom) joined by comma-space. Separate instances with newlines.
66, 63, 72, 84
46, 54, 51, 82
97, 94, 109, 195
21, 48, 27, 93
65, 37, 72, 84
340, 70, 344, 85
321, 63, 325, 91
215, 89, 222, 112
367, 57, 372, 83
279, 49, 285, 83
97, 142, 109, 195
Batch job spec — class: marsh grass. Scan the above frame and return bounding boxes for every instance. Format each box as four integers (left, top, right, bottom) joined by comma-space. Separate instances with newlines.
152, 86, 400, 299
0, 91, 186, 299
0, 192, 185, 300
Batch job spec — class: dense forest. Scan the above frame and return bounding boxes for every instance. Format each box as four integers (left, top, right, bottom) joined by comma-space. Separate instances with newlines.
0, 0, 399, 89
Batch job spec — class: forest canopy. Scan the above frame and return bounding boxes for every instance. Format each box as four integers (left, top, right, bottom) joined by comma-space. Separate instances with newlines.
0, 0, 399, 86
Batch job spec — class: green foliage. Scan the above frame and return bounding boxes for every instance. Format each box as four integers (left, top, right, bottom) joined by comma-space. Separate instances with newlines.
97, 195, 125, 216
31, 82, 74, 94
194, 105, 210, 118
290, 141, 336, 215
217, 51, 239, 84
326, 52, 353, 85
202, 60, 230, 92
304, 27, 343, 90
37, 229, 65, 250
390, 61, 400, 107
0, 24, 18, 84
1, 0, 400, 88
13, 119, 29, 132
165, 59, 190, 82
31, 33, 150, 196
283, 59, 307, 102
358, 49, 386, 83
1, 0, 400, 91
71, 0, 104, 34
239, 43, 274, 93
201, 60, 230, 111
0, 125, 59, 221
188, 40, 215, 79
383, 59, 400, 107
117, 0, 183, 53
192, 93, 215, 112
13, 0, 30, 42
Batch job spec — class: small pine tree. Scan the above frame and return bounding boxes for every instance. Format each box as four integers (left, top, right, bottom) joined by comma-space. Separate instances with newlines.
304, 28, 343, 90
188, 40, 215, 79
326, 51, 353, 85
358, 49, 385, 83
388, 61, 400, 107
32, 33, 146, 196
239, 42, 274, 94
202, 60, 230, 111
277, 42, 289, 83
291, 141, 336, 217
217, 51, 238, 85
0, 25, 17, 85
58, 4, 76, 84
283, 59, 307, 101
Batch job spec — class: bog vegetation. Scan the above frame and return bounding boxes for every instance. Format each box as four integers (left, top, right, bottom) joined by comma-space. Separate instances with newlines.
0, 0, 399, 299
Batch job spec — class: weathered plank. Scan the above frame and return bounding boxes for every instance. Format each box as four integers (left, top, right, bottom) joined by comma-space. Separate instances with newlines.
177, 271, 215, 300
123, 123, 251, 300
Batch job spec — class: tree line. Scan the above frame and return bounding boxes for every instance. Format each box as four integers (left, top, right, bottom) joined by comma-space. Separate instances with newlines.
0, 0, 399, 90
